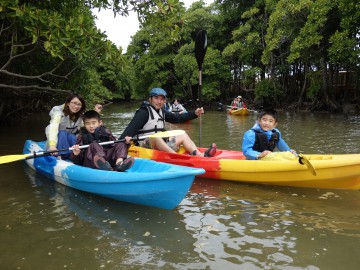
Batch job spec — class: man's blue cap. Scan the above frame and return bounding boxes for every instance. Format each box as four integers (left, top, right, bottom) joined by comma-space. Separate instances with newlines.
149, 88, 167, 97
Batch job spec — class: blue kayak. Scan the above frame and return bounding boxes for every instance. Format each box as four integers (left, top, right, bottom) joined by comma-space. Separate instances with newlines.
23, 140, 205, 209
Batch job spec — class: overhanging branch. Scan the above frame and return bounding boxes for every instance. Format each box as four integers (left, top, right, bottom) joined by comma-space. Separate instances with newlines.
0, 83, 72, 93
1, 35, 38, 70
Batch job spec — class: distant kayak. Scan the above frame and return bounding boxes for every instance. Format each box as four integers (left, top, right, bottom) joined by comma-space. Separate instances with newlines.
23, 140, 205, 209
129, 146, 360, 190
228, 108, 250, 116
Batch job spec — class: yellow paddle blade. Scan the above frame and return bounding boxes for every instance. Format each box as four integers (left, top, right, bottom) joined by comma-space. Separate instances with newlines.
149, 130, 185, 138
299, 154, 317, 176
0, 154, 31, 165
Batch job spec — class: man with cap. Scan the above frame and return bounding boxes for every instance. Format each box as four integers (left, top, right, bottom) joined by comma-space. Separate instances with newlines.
120, 88, 216, 157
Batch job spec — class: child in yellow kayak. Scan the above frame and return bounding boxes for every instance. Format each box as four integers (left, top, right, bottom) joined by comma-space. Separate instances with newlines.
242, 108, 296, 160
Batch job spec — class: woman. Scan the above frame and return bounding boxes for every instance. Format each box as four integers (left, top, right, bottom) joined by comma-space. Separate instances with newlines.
237, 96, 247, 109
45, 93, 102, 159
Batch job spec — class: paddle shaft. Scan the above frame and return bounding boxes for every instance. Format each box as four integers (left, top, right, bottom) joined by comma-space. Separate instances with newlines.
195, 30, 207, 147
198, 70, 203, 146
26, 136, 147, 160
25, 130, 186, 160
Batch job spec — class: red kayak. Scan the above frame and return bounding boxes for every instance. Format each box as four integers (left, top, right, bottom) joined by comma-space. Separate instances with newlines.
128, 145, 245, 180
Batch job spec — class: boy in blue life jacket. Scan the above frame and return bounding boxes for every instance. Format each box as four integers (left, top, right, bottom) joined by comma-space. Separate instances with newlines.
70, 110, 134, 171
242, 108, 296, 160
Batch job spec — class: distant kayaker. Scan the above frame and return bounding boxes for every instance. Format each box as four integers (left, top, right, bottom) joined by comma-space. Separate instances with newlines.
120, 87, 217, 157
171, 98, 187, 114
70, 110, 134, 171
45, 93, 103, 159
242, 108, 296, 160
231, 96, 246, 110
237, 96, 247, 109
230, 97, 240, 109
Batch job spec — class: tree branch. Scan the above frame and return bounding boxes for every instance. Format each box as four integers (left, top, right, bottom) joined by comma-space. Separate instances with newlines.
0, 61, 79, 82
1, 35, 38, 70
0, 83, 72, 93
0, 21, 15, 37
42, 62, 80, 80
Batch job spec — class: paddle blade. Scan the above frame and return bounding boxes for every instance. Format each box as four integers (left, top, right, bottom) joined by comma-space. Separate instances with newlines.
0, 154, 30, 164
149, 130, 185, 138
299, 154, 317, 176
195, 30, 207, 70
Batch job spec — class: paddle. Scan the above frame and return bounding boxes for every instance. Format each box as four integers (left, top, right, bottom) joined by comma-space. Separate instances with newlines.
297, 153, 317, 176
0, 130, 185, 165
195, 30, 207, 146
102, 101, 113, 108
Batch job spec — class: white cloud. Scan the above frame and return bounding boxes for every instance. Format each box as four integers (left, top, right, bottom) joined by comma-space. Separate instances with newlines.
94, 1, 210, 52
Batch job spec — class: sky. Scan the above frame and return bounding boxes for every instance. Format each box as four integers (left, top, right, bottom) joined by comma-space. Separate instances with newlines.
94, 1, 209, 52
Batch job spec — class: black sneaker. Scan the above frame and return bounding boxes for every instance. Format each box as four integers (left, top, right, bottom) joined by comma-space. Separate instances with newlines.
114, 156, 135, 172
94, 156, 113, 171
204, 143, 217, 157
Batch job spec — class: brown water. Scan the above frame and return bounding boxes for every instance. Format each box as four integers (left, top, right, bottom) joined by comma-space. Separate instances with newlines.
1, 104, 360, 270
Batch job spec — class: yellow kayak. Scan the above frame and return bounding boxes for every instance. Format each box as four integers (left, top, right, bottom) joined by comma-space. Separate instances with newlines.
129, 146, 360, 190
228, 108, 250, 116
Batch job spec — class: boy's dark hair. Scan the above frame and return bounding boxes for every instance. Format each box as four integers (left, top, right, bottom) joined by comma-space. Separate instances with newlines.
83, 110, 101, 122
258, 108, 278, 122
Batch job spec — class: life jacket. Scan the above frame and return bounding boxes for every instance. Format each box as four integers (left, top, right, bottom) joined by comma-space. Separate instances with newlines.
137, 103, 166, 136
81, 126, 111, 147
252, 129, 280, 152
231, 101, 238, 108
171, 104, 183, 113
59, 114, 82, 135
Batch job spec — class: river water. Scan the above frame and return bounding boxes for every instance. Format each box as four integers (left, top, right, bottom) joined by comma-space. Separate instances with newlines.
1, 103, 360, 270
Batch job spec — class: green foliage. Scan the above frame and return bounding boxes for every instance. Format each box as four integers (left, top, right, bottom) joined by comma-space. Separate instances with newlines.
263, 0, 311, 65
127, 1, 230, 102
173, 43, 198, 86
242, 67, 263, 89
0, 0, 143, 112
307, 71, 322, 98
182, 1, 214, 35
288, 0, 335, 63
254, 79, 284, 104
201, 47, 230, 100
328, 31, 358, 66
78, 67, 113, 104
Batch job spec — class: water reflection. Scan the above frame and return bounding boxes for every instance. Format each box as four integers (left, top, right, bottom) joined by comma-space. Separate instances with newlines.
21, 166, 199, 267
179, 180, 360, 269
